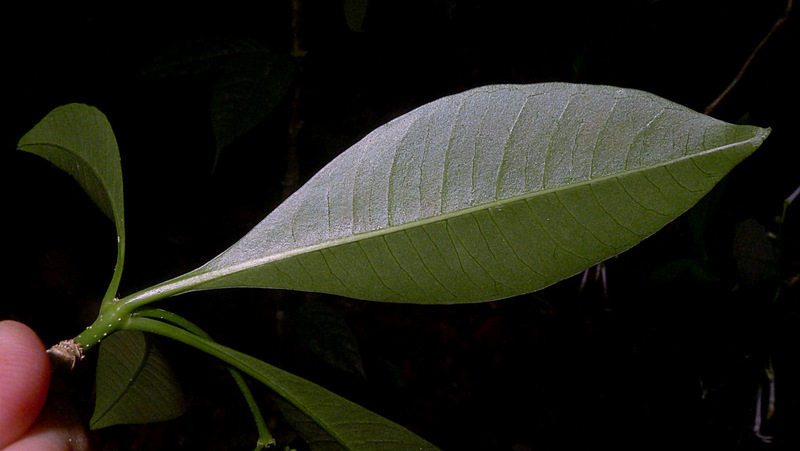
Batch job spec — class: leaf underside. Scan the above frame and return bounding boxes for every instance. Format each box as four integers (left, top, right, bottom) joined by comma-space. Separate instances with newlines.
185, 83, 769, 304
91, 331, 187, 429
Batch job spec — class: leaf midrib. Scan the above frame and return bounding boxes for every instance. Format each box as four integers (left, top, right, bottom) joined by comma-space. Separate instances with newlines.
190, 131, 763, 288
92, 335, 151, 427
18, 141, 122, 224
216, 339, 414, 449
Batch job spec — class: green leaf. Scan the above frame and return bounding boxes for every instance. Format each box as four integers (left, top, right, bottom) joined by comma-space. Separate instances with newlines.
344, 0, 369, 32
210, 52, 295, 165
733, 218, 779, 285
141, 38, 295, 167
17, 104, 126, 302
91, 330, 187, 429
218, 342, 436, 450
141, 37, 270, 79
18, 104, 124, 235
179, 83, 770, 304
133, 309, 276, 449
129, 317, 438, 450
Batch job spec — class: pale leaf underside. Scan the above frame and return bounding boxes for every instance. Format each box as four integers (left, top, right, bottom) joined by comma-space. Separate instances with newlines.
182, 83, 768, 304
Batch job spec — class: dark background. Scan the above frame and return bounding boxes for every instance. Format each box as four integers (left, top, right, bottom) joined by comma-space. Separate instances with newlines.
2, 1, 798, 449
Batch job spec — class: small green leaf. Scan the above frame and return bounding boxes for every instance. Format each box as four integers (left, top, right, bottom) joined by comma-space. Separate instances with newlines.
18, 104, 124, 238
18, 104, 126, 303
91, 330, 187, 429
178, 83, 769, 304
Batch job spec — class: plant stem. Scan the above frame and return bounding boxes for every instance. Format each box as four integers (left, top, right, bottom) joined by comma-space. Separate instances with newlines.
134, 309, 276, 449
100, 233, 126, 309
705, 0, 793, 115
771, 184, 800, 302
71, 301, 134, 351
283, 0, 306, 200
71, 269, 204, 350
126, 315, 257, 378
124, 315, 347, 445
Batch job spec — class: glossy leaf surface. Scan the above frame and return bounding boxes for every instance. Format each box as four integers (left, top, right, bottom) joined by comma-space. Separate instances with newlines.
91, 331, 187, 429
185, 83, 769, 304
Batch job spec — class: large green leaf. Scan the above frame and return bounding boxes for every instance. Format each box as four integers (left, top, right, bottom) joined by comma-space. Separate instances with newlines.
181, 83, 769, 303
91, 330, 187, 429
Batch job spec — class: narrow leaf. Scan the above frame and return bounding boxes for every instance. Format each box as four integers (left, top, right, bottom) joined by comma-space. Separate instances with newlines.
91, 330, 187, 429
130, 317, 438, 450
221, 344, 435, 450
134, 309, 276, 448
181, 83, 769, 304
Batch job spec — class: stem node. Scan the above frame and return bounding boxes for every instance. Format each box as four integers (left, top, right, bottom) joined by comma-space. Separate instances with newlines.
47, 339, 84, 372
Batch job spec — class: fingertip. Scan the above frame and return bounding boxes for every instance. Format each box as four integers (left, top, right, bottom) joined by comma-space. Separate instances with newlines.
0, 320, 51, 449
